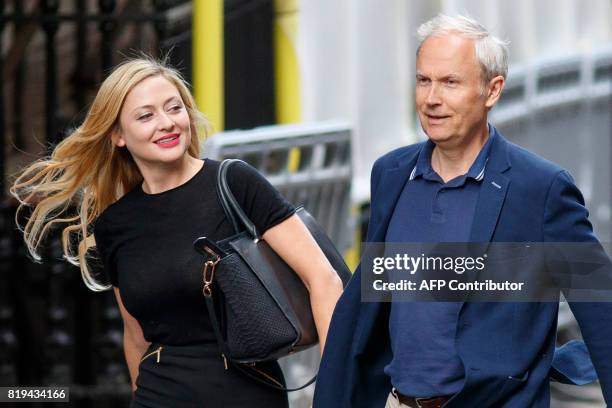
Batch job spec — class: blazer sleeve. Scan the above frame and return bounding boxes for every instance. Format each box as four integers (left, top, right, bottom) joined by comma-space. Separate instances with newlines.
543, 170, 612, 404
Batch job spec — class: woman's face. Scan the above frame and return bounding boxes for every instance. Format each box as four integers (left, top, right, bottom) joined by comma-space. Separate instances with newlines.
116, 75, 192, 169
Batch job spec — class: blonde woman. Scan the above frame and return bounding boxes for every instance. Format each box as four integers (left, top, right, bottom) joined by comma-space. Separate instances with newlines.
11, 58, 343, 408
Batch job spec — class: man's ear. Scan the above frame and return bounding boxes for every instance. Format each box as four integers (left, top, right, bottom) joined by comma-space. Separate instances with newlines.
485, 75, 505, 109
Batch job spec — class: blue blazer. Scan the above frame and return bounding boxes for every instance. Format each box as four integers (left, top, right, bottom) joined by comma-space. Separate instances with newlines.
314, 127, 612, 408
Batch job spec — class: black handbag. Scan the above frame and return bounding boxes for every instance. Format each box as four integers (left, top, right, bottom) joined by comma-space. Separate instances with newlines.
193, 159, 352, 391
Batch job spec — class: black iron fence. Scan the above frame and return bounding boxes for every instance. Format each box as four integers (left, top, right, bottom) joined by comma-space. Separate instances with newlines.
1, 1, 192, 406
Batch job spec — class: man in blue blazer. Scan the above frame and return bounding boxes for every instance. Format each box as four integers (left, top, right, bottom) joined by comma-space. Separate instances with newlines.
314, 14, 612, 408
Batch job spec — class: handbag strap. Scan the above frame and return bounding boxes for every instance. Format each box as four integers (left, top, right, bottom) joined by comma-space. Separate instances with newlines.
203, 287, 317, 392
207, 160, 318, 392
216, 159, 260, 238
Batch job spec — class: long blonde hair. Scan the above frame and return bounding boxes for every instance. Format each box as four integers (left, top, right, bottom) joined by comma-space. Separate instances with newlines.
10, 58, 209, 291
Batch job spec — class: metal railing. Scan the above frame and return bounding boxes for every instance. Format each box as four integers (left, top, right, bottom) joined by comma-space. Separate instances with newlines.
204, 121, 354, 253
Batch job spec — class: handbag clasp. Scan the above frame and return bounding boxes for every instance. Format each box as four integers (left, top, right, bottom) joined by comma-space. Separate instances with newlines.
202, 247, 220, 297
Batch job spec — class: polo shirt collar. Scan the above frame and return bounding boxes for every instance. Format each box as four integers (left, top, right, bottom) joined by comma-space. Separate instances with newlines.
409, 124, 495, 183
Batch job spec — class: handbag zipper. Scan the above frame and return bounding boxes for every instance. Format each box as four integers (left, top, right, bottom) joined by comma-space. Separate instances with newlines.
222, 353, 228, 370
140, 346, 163, 363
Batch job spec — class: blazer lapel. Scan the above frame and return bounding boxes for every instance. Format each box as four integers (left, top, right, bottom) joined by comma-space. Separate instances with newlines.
367, 150, 421, 242
469, 172, 510, 242
469, 128, 512, 243
462, 128, 512, 299
354, 148, 420, 355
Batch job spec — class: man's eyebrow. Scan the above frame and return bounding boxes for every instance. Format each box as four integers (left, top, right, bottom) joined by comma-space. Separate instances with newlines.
416, 72, 461, 80
131, 96, 181, 113
440, 74, 461, 80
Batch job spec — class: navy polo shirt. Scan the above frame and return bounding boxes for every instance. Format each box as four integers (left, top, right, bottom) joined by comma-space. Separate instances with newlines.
384, 128, 494, 398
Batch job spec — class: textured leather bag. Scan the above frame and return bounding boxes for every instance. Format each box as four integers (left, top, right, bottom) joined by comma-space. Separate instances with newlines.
193, 159, 351, 391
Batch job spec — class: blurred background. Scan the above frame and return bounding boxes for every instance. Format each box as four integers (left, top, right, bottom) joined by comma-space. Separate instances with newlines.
0, 0, 610, 407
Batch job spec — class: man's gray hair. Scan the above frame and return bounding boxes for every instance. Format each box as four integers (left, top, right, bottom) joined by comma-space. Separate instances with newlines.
417, 14, 509, 84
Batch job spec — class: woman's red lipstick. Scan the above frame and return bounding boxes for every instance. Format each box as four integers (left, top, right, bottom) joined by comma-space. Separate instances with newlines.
154, 133, 180, 148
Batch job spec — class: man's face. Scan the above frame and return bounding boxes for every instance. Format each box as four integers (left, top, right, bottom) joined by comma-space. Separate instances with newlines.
415, 34, 489, 147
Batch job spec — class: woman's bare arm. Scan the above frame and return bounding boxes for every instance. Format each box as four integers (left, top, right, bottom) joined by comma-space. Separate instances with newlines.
113, 287, 150, 391
262, 214, 344, 354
